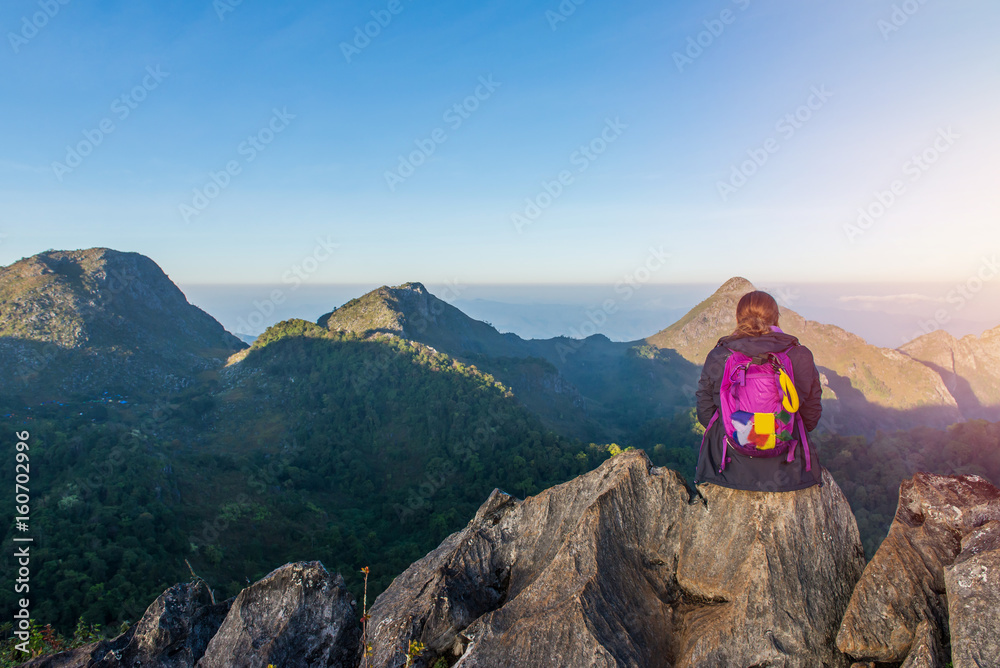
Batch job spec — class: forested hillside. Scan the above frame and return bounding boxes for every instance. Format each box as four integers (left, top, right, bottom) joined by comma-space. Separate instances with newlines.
1, 320, 623, 635
819, 419, 1000, 556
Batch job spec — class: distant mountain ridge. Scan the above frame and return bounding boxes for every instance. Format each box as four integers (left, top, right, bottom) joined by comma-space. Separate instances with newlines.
318, 281, 699, 443
320, 282, 529, 359
319, 277, 989, 436
4, 248, 998, 435
0, 248, 245, 400
900, 326, 1000, 421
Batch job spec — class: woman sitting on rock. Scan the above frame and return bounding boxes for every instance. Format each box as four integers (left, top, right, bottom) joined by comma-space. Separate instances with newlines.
694, 290, 823, 491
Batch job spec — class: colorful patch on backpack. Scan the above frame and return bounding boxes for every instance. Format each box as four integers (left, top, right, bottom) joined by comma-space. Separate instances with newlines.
730, 411, 776, 450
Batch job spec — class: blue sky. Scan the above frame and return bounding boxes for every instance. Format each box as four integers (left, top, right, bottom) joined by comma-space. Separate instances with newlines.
1, 0, 997, 287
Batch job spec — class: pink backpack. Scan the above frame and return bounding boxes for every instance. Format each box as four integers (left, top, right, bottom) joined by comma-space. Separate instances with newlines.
703, 347, 811, 474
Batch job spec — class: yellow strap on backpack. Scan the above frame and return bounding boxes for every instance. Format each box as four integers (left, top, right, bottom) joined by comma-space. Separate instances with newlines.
779, 369, 799, 413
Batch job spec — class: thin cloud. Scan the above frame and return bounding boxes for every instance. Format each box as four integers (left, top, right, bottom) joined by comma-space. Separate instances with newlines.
0, 160, 49, 175
838, 294, 946, 305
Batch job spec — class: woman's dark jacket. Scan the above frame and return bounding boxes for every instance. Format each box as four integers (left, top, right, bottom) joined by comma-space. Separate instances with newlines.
694, 330, 823, 491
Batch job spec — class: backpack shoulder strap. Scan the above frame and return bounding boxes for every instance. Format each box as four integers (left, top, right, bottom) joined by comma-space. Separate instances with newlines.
772, 347, 796, 382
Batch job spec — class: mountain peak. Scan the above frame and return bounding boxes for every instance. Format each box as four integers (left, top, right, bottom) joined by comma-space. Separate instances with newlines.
10, 247, 143, 285
318, 282, 429, 335
715, 276, 756, 296
317, 282, 548, 362
643, 277, 757, 360
0, 247, 245, 398
398, 281, 428, 294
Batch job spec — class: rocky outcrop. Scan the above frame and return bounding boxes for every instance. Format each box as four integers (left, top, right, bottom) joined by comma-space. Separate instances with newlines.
22, 460, 1000, 668
837, 472, 1000, 666
365, 449, 866, 667
19, 580, 229, 668
198, 561, 359, 668
20, 563, 358, 668
676, 480, 864, 666
105, 580, 229, 667
945, 520, 1000, 666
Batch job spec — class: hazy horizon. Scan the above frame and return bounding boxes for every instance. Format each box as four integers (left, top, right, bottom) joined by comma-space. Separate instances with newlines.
181, 280, 1000, 350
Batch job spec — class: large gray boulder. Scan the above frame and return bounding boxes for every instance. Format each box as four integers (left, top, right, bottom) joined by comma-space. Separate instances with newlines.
837, 473, 1000, 666
94, 580, 230, 667
18, 564, 357, 668
17, 580, 229, 668
365, 449, 866, 667
675, 477, 865, 666
945, 520, 1000, 667
198, 561, 359, 668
